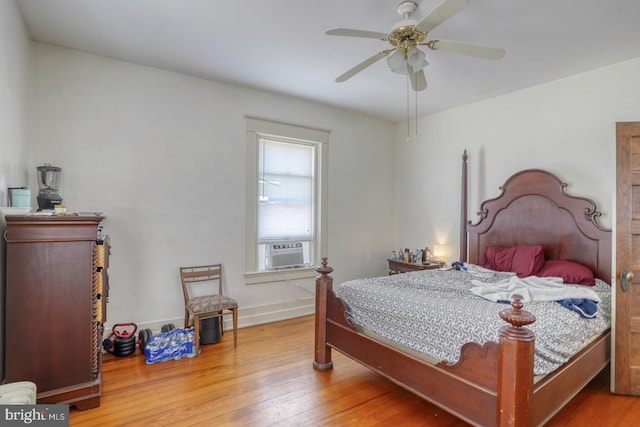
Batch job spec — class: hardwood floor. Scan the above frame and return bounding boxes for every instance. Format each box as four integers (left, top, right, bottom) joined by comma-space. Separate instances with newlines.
70, 316, 639, 426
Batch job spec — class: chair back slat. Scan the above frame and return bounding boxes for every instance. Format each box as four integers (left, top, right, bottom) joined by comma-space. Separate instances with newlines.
179, 264, 224, 298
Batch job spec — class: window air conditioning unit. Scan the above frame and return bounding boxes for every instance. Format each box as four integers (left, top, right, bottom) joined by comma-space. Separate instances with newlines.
267, 242, 305, 269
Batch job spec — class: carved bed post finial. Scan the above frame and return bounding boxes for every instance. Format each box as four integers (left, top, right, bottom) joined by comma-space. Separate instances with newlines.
313, 257, 334, 371
316, 257, 333, 277
499, 294, 536, 330
497, 294, 536, 427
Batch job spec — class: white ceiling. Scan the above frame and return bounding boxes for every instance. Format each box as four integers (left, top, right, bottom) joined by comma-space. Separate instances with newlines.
15, 0, 640, 122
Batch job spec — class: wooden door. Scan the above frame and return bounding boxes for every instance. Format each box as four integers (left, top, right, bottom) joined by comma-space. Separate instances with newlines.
613, 122, 640, 395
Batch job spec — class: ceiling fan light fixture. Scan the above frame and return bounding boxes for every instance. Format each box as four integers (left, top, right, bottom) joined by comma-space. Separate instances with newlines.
407, 46, 428, 71
386, 49, 408, 74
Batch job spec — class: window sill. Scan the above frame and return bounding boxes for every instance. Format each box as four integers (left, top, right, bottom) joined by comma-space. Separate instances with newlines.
244, 266, 317, 285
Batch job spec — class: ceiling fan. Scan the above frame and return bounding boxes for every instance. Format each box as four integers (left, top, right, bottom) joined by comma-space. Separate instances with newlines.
326, 0, 505, 91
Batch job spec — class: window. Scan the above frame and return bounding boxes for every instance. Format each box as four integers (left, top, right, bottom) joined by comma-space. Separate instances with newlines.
257, 137, 314, 268
245, 118, 328, 282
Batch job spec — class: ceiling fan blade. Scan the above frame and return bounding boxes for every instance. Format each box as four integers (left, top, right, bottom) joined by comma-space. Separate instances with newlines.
326, 28, 389, 40
416, 0, 469, 34
428, 39, 505, 60
335, 51, 388, 82
408, 68, 427, 92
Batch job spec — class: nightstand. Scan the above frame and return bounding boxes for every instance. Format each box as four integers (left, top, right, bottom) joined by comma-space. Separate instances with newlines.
387, 259, 445, 275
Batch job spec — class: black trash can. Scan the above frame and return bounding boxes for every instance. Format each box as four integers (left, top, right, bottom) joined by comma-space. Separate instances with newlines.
200, 317, 221, 344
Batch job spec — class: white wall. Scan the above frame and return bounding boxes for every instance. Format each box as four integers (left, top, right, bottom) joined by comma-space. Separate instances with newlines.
29, 43, 396, 331
395, 57, 640, 261
0, 0, 32, 380
0, 1, 31, 206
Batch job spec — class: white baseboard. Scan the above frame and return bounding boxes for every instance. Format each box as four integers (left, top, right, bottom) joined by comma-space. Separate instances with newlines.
236, 297, 315, 329
103, 297, 315, 336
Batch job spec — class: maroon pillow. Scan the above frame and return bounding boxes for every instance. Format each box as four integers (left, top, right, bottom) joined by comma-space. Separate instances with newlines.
482, 246, 513, 271
537, 260, 596, 286
482, 245, 545, 278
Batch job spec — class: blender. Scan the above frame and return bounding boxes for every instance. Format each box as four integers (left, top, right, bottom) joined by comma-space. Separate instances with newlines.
36, 163, 63, 210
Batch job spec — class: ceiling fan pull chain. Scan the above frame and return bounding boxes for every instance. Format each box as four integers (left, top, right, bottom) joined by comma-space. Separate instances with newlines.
415, 85, 419, 141
406, 76, 410, 142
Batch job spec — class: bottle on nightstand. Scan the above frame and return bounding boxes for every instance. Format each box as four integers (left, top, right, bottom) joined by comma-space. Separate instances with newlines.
424, 246, 432, 263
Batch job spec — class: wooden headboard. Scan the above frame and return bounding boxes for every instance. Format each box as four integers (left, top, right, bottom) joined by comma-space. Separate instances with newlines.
465, 168, 612, 283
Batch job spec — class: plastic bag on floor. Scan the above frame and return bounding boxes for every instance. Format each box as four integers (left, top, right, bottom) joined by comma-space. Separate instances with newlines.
144, 327, 197, 364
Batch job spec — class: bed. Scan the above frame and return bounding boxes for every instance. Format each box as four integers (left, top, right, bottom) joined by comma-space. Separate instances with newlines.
313, 152, 612, 426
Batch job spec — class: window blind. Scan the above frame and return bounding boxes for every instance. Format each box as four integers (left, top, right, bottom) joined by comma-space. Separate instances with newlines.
257, 138, 314, 241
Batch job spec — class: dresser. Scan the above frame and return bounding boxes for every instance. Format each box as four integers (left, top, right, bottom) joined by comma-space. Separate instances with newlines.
5, 215, 109, 410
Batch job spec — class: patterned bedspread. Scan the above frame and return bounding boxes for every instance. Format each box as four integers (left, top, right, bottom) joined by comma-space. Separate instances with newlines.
336, 267, 611, 376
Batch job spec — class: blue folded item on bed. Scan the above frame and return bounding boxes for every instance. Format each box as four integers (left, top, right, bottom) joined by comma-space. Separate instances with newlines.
558, 298, 598, 318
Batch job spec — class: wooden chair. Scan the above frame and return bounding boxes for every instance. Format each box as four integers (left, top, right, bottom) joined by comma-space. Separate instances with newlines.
179, 264, 238, 351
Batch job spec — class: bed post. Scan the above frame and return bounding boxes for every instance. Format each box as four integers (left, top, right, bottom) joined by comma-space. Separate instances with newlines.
497, 295, 536, 427
460, 149, 468, 262
313, 257, 334, 371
